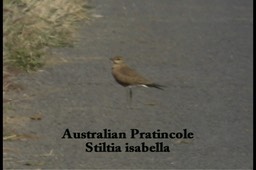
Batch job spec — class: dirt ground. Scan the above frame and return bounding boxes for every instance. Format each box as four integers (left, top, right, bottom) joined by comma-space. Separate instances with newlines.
3, 0, 253, 169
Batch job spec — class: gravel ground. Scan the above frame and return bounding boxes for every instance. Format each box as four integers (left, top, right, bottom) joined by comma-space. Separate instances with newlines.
4, 0, 253, 169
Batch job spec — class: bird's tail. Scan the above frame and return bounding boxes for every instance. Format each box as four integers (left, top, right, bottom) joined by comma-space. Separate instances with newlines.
146, 83, 165, 90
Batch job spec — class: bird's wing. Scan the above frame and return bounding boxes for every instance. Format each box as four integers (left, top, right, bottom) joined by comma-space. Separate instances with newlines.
118, 65, 151, 84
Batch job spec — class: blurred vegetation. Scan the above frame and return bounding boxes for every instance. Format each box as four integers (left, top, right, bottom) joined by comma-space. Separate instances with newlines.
3, 0, 89, 72
3, 0, 90, 95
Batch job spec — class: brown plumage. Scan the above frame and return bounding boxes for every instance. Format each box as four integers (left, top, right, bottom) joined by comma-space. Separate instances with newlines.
110, 56, 164, 90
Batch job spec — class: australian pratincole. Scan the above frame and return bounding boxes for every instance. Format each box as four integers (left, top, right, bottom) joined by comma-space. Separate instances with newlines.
110, 56, 164, 106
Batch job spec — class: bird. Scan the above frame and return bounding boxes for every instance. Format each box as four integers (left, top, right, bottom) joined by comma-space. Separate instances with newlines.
110, 56, 164, 105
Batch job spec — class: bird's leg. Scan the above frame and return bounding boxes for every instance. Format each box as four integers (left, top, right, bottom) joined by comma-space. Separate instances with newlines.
129, 87, 133, 106
126, 87, 133, 108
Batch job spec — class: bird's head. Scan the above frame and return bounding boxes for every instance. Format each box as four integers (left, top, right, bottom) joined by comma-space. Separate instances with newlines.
110, 56, 125, 64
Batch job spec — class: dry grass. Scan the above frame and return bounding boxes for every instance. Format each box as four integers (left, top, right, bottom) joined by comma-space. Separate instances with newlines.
3, 0, 89, 92
3, 2, 90, 158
